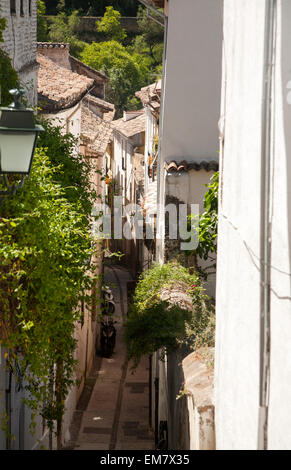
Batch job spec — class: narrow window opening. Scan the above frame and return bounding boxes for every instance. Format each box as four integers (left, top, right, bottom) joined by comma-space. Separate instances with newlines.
29, 0, 32, 16
10, 0, 16, 15
20, 0, 24, 16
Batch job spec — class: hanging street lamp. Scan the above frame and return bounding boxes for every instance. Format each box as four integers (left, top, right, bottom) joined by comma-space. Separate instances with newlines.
0, 88, 44, 196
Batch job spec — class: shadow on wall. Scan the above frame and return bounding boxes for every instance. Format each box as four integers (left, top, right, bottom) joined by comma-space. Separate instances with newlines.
282, 1, 291, 304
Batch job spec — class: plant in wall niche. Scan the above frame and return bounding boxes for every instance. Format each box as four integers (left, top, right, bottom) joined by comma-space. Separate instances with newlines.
187, 171, 219, 278
125, 262, 215, 370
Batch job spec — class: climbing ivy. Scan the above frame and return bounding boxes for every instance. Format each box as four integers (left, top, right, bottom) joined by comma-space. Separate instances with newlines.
0, 130, 99, 447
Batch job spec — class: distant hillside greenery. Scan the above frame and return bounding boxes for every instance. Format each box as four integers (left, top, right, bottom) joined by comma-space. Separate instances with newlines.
44, 0, 139, 16
39, 2, 164, 117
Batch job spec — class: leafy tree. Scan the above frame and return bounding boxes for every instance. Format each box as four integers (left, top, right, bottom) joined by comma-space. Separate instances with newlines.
97, 6, 127, 43
136, 5, 164, 58
37, 0, 48, 41
48, 10, 87, 58
44, 1, 139, 16
81, 40, 150, 116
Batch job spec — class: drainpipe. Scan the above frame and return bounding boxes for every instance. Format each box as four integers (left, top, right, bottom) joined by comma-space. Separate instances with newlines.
258, 0, 276, 451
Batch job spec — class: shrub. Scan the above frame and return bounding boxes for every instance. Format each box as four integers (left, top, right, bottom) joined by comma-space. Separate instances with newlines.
81, 40, 149, 116
125, 262, 215, 369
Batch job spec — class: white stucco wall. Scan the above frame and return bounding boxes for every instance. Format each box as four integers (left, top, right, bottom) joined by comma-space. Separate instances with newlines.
161, 0, 223, 163
113, 131, 133, 205
166, 170, 216, 298
44, 102, 82, 146
156, 0, 222, 264
215, 0, 291, 450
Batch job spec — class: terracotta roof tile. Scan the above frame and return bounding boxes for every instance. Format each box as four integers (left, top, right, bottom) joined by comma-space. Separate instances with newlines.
111, 112, 146, 138
135, 82, 160, 106
37, 53, 94, 111
81, 105, 113, 157
83, 94, 115, 113
165, 160, 219, 173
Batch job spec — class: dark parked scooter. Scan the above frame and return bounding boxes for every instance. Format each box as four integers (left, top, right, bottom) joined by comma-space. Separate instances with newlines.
100, 317, 117, 357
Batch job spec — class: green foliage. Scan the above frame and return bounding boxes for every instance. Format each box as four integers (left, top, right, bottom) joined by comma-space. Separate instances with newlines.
97, 6, 127, 43
45, 1, 139, 16
81, 40, 149, 116
0, 125, 97, 437
125, 262, 215, 369
126, 302, 190, 369
126, 7, 164, 84
36, 118, 96, 217
0, 16, 19, 106
48, 10, 87, 58
37, 0, 48, 42
136, 5, 164, 57
189, 172, 219, 262
0, 16, 5, 42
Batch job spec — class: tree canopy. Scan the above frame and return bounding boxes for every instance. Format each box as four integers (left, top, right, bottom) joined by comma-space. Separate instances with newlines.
81, 40, 148, 116
44, 0, 139, 16
96, 6, 127, 42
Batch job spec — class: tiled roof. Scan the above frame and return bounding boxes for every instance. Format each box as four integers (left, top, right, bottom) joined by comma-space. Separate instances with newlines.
83, 94, 115, 121
37, 53, 94, 111
69, 55, 109, 83
135, 82, 159, 106
37, 42, 70, 50
111, 112, 146, 138
165, 160, 219, 173
81, 105, 113, 157
103, 110, 116, 122
83, 94, 114, 113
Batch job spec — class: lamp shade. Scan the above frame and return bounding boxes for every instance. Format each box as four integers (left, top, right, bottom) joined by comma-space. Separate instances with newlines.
0, 107, 43, 175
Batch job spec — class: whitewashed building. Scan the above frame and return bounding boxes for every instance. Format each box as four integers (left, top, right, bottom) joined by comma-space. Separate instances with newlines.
138, 0, 222, 450
110, 111, 146, 275
215, 0, 291, 450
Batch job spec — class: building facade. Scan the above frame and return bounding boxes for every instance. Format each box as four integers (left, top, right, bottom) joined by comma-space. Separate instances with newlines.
139, 0, 223, 450
1, 0, 38, 106
215, 0, 291, 450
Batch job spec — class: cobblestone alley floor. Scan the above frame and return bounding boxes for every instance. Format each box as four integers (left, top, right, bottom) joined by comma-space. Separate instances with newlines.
66, 265, 154, 451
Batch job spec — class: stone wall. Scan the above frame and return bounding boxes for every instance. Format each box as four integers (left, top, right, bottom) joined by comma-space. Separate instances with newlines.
167, 348, 215, 450
1, 0, 38, 105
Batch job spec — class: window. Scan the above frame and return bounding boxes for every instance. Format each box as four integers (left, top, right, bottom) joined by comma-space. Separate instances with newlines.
10, 0, 16, 15
28, 0, 31, 16
20, 0, 24, 16
122, 140, 126, 171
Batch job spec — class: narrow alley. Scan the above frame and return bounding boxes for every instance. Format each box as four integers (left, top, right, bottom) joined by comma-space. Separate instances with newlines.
65, 265, 154, 451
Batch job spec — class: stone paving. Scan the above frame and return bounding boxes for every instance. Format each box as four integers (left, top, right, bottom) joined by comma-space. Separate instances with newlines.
70, 265, 154, 451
